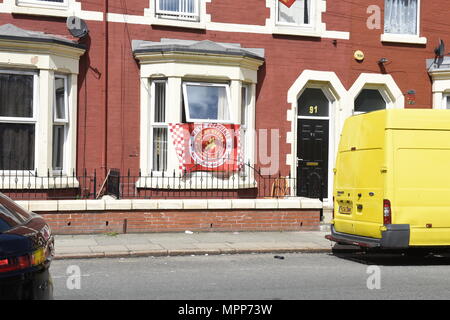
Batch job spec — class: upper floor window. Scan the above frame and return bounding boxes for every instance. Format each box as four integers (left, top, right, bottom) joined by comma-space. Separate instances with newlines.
276, 0, 312, 27
156, 0, 199, 21
384, 0, 418, 35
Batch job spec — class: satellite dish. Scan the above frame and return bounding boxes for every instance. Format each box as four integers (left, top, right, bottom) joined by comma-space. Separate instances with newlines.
66, 16, 89, 38
434, 39, 445, 58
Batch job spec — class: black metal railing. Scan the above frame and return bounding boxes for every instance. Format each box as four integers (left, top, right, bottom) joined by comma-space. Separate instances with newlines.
0, 162, 301, 201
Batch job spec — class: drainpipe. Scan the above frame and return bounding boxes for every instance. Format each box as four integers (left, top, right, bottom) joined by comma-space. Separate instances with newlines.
103, 0, 109, 176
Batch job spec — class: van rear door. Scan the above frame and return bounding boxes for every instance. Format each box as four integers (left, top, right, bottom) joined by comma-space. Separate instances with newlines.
334, 111, 385, 239
391, 129, 450, 246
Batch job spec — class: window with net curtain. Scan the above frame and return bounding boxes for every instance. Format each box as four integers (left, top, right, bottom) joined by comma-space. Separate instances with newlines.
277, 0, 312, 26
0, 73, 35, 171
384, 0, 418, 35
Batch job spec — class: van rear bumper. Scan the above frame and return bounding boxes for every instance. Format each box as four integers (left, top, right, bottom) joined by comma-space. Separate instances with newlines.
326, 224, 410, 249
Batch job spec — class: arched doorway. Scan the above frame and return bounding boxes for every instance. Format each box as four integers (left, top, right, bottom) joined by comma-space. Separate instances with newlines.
296, 87, 332, 199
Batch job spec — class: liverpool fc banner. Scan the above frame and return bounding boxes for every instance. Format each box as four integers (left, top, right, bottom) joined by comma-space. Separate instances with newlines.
169, 123, 242, 172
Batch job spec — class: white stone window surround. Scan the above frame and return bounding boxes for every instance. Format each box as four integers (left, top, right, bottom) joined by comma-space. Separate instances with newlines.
348, 73, 405, 115
134, 49, 262, 189
380, 0, 427, 45
0, 36, 84, 189
0, 0, 103, 20
428, 60, 450, 110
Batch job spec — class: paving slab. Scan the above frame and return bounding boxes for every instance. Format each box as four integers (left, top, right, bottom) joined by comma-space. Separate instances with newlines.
53, 230, 333, 259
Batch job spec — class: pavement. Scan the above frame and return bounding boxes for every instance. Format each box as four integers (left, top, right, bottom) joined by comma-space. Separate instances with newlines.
54, 229, 334, 260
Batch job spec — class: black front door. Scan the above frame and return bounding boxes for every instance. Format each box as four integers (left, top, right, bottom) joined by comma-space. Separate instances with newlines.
297, 119, 329, 198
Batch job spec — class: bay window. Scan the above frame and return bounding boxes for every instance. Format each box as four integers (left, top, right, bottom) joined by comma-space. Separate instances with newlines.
134, 38, 264, 185
0, 24, 84, 189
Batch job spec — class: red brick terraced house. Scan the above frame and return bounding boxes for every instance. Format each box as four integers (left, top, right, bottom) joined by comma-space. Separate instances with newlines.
0, 0, 448, 234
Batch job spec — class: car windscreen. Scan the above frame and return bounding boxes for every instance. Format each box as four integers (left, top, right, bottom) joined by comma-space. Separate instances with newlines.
0, 203, 27, 233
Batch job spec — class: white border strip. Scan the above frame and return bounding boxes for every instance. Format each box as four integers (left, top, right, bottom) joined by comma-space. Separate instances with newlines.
16, 197, 322, 212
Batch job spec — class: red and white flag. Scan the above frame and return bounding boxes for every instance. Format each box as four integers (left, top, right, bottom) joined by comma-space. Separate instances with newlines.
279, 0, 296, 8
169, 123, 241, 172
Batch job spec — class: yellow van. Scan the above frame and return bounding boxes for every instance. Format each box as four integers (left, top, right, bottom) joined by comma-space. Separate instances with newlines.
326, 109, 450, 251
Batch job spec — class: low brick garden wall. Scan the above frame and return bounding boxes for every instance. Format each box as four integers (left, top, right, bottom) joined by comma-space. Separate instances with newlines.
17, 198, 322, 234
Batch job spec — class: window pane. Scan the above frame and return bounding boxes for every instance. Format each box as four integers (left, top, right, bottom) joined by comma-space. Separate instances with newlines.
278, 0, 311, 25
241, 86, 248, 126
0, 73, 34, 118
154, 82, 166, 123
152, 128, 168, 171
159, 0, 195, 13
55, 77, 66, 120
0, 123, 35, 170
384, 0, 418, 35
355, 89, 386, 113
52, 125, 65, 170
446, 96, 450, 110
185, 84, 230, 121
298, 88, 329, 117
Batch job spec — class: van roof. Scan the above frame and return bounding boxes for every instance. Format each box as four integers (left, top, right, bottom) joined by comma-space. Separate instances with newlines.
338, 109, 450, 152
358, 109, 450, 131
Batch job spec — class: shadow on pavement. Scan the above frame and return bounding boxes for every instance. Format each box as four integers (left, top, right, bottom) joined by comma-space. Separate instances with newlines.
330, 244, 450, 266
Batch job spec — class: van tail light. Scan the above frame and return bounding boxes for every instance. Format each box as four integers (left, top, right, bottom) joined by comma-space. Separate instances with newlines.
383, 199, 392, 225
332, 196, 335, 219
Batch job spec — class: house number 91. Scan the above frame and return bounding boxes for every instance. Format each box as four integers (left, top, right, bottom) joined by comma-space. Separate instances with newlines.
309, 106, 319, 114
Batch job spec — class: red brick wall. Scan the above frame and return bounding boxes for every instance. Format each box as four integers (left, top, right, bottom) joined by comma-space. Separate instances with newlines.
207, 0, 270, 26
39, 209, 320, 234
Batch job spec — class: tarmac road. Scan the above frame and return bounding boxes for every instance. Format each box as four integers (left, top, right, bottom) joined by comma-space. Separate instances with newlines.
50, 252, 450, 300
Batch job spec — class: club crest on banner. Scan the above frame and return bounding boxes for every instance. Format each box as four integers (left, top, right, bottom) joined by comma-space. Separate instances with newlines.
189, 123, 233, 169
169, 123, 241, 172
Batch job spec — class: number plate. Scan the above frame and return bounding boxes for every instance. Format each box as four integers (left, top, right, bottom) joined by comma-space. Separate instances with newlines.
339, 205, 352, 214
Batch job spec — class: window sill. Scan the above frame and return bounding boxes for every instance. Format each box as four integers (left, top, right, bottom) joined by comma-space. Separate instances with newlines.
381, 33, 427, 45
0, 176, 79, 190
272, 25, 321, 38
149, 16, 206, 30
11, 4, 71, 17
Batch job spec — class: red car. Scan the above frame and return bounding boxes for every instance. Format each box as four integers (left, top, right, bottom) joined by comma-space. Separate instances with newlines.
0, 193, 54, 300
